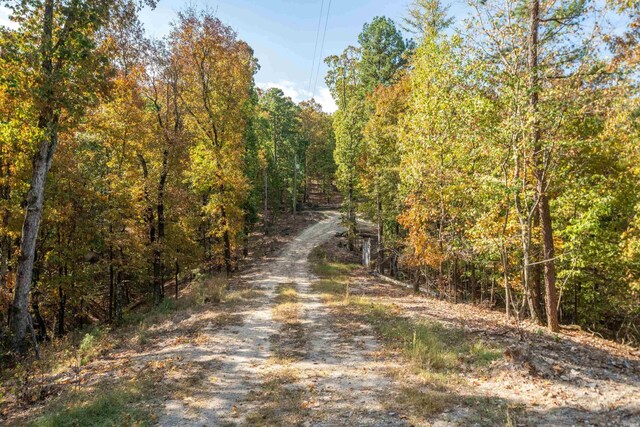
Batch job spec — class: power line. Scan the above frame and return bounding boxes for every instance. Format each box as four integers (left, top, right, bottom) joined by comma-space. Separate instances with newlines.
312, 0, 332, 99
308, 0, 325, 94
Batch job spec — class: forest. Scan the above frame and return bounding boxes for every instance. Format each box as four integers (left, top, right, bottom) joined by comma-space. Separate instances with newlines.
0, 0, 639, 425
327, 0, 640, 342
0, 0, 637, 387
0, 0, 337, 356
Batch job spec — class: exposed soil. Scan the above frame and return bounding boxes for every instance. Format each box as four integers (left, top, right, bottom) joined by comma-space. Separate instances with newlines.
160, 211, 406, 426
5, 210, 639, 426
315, 234, 640, 426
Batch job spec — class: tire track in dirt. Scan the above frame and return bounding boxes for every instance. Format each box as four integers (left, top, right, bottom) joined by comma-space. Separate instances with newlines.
160, 211, 405, 426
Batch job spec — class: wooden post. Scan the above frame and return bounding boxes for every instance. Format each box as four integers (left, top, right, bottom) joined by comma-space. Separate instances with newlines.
362, 238, 371, 269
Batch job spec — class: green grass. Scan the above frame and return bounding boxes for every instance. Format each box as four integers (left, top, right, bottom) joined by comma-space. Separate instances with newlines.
309, 248, 501, 373
356, 299, 501, 371
2, 273, 254, 424
26, 378, 155, 427
243, 369, 308, 426
308, 247, 508, 423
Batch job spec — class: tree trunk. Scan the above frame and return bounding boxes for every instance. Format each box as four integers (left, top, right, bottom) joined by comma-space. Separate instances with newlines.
347, 178, 356, 251
56, 285, 65, 337
303, 152, 309, 204
108, 244, 114, 321
0, 236, 8, 289
376, 182, 383, 273
529, 0, 559, 332
154, 148, 169, 306
263, 167, 269, 234
10, 0, 59, 353
31, 293, 47, 343
10, 6, 59, 352
115, 271, 123, 324
293, 152, 297, 215
138, 153, 160, 305
521, 221, 541, 323
0, 163, 9, 290
175, 260, 180, 300
220, 203, 232, 276
538, 191, 559, 331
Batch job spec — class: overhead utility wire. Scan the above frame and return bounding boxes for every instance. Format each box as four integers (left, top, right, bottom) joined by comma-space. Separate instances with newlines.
308, 0, 325, 94
312, 0, 332, 99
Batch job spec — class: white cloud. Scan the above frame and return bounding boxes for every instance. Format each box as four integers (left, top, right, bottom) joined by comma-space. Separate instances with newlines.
257, 80, 338, 114
314, 87, 338, 114
0, 6, 17, 29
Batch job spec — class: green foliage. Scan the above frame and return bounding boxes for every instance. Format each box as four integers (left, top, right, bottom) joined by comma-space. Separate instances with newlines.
358, 16, 408, 91
309, 250, 502, 372
324, 3, 640, 342
27, 379, 154, 427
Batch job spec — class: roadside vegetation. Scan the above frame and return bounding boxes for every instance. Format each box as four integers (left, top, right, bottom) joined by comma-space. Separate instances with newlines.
309, 246, 508, 423
0, 274, 259, 426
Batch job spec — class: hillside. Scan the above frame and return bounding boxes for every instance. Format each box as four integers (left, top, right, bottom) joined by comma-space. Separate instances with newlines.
3, 212, 638, 426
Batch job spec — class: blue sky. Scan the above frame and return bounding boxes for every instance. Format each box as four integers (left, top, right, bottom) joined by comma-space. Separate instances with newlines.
137, 0, 470, 112
0, 1, 471, 112
1, 1, 626, 112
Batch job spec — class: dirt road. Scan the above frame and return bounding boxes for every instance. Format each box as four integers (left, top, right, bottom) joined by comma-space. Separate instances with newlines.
160, 211, 404, 426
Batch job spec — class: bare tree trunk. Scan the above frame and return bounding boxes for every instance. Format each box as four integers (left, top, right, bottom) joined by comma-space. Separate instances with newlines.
263, 167, 269, 234
154, 148, 169, 306
56, 285, 65, 337
521, 220, 540, 323
293, 152, 297, 215
529, 0, 559, 332
0, 163, 9, 290
31, 291, 47, 343
0, 236, 8, 289
220, 202, 232, 277
538, 190, 559, 330
175, 260, 180, 300
115, 271, 123, 323
532, 210, 544, 322
109, 244, 114, 321
347, 179, 356, 251
376, 181, 383, 273
138, 153, 160, 305
303, 152, 309, 204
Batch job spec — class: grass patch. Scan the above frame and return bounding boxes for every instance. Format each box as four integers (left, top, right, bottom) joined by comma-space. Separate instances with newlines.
243, 369, 309, 426
355, 298, 502, 371
308, 250, 501, 373
272, 283, 301, 324
309, 246, 359, 279
275, 283, 298, 304
308, 245, 505, 422
225, 288, 264, 304
270, 283, 306, 362
25, 375, 156, 427
397, 386, 456, 419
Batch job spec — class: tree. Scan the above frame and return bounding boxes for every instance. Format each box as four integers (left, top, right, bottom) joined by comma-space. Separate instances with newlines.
402, 0, 453, 40
170, 9, 257, 276
358, 16, 408, 92
326, 17, 408, 251
299, 99, 335, 204
258, 88, 302, 220
3, 0, 155, 353
361, 79, 408, 274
